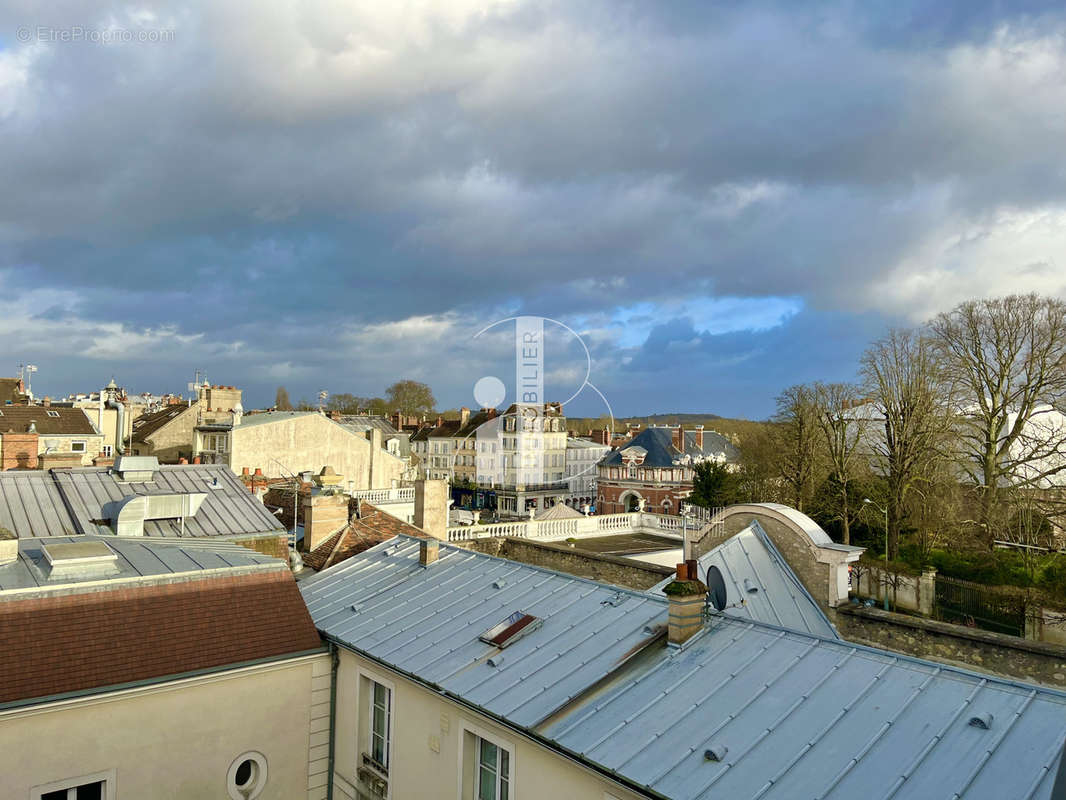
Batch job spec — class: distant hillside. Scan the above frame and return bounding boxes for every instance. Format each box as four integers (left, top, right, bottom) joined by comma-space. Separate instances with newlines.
640, 413, 723, 423
566, 413, 770, 444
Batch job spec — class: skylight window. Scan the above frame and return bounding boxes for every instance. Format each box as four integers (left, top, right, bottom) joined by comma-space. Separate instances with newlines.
46, 410, 60, 417
479, 611, 542, 649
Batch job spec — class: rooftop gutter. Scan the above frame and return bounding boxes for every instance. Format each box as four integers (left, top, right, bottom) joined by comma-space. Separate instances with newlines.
0, 646, 327, 714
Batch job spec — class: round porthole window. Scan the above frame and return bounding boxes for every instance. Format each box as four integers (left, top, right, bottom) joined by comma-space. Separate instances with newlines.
227, 751, 268, 800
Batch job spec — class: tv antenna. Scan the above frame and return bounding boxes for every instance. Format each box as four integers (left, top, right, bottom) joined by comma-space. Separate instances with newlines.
18, 364, 38, 399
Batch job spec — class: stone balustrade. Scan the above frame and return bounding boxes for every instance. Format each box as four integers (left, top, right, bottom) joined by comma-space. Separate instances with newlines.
445, 511, 686, 543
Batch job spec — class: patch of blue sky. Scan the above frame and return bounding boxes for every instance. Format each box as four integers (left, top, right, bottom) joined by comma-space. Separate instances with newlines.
610, 296, 803, 348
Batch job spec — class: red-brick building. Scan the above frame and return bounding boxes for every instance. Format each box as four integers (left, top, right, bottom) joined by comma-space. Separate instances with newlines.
596, 424, 738, 514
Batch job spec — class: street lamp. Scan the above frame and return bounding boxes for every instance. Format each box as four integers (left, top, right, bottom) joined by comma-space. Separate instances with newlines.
863, 498, 889, 611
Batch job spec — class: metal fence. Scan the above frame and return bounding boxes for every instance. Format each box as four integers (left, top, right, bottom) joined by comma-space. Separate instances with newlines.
933, 575, 1026, 637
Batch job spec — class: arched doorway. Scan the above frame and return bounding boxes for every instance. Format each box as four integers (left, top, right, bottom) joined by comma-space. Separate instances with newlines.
619, 490, 643, 512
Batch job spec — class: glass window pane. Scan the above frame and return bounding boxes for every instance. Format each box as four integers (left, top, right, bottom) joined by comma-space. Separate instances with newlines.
40, 791, 66, 800
374, 683, 386, 706
500, 779, 509, 800
477, 767, 496, 800
77, 784, 103, 800
479, 739, 497, 770
501, 749, 509, 779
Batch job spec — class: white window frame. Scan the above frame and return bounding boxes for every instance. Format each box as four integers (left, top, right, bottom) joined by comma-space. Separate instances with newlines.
458, 721, 515, 800
369, 679, 392, 772
46, 410, 61, 418
31, 768, 116, 800
357, 666, 395, 791
70, 440, 87, 453
102, 445, 113, 458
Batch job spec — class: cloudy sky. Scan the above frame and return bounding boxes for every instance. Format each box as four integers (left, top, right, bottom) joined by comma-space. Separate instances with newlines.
2, 1, 1065, 418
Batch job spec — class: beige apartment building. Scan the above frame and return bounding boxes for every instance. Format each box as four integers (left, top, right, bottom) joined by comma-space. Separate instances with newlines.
230, 411, 407, 488
0, 533, 327, 800
0, 405, 105, 469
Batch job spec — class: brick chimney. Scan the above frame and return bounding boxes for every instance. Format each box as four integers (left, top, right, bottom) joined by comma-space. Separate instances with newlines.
664, 560, 707, 645
419, 537, 439, 566
43, 396, 51, 407
460, 407, 470, 428
671, 425, 683, 451
414, 479, 448, 540
1, 429, 39, 470
693, 424, 704, 450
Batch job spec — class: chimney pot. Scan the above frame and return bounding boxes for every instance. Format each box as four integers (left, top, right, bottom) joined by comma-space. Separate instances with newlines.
253, 467, 264, 476
241, 467, 250, 476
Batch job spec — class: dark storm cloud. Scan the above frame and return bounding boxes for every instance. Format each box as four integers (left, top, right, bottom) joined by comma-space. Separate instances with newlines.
2, 0, 1066, 413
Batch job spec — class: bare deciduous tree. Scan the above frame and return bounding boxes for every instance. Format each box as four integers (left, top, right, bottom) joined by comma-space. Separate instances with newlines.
812, 382, 866, 545
930, 294, 1066, 549
274, 386, 293, 411
862, 329, 950, 559
773, 384, 823, 512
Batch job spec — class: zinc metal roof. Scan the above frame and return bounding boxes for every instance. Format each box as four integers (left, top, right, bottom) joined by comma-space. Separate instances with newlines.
234, 410, 319, 429
545, 616, 1066, 800
0, 466, 285, 539
307, 536, 1066, 800
300, 536, 667, 728
0, 535, 282, 594
649, 520, 838, 639
333, 415, 401, 435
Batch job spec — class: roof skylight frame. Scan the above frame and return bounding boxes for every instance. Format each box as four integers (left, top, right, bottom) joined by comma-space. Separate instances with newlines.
479, 610, 543, 649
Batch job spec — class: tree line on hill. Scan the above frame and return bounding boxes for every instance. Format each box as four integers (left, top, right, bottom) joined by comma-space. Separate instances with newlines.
273, 380, 437, 419
690, 294, 1066, 577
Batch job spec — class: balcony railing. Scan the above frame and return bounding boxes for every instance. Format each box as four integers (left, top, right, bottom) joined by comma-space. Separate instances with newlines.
349, 487, 415, 504
445, 511, 689, 543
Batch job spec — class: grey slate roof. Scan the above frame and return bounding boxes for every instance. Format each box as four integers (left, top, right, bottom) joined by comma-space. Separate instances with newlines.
306, 535, 1066, 800
0, 465, 284, 540
649, 520, 838, 639
602, 427, 738, 467
0, 535, 281, 594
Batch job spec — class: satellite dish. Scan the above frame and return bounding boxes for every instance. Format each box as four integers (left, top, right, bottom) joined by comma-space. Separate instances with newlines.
706, 565, 728, 612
